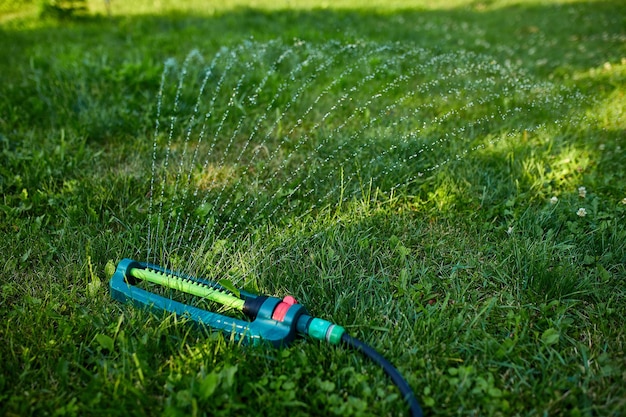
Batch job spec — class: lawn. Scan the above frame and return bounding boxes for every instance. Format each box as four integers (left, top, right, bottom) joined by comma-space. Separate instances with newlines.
1, 0, 625, 416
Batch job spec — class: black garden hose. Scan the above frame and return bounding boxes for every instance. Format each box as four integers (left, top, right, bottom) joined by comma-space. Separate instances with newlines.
341, 333, 423, 417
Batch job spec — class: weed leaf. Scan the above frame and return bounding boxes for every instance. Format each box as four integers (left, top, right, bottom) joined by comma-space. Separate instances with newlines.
218, 279, 240, 298
198, 372, 219, 400
95, 334, 114, 351
541, 328, 560, 346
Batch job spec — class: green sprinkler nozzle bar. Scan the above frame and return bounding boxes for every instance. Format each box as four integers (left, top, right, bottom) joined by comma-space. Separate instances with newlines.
128, 267, 246, 311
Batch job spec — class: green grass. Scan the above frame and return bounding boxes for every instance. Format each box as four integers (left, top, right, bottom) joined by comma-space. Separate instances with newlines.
1, 0, 625, 416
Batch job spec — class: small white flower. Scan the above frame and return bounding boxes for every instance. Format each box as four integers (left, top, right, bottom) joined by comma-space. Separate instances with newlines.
550, 196, 558, 204
577, 207, 587, 217
599, 144, 606, 151
578, 186, 587, 198
622, 197, 626, 205
507, 226, 514, 235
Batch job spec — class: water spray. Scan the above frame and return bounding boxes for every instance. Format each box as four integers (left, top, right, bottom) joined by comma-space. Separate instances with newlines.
110, 258, 423, 416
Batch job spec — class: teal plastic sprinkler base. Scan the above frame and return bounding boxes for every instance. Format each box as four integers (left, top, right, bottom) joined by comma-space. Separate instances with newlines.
110, 258, 344, 347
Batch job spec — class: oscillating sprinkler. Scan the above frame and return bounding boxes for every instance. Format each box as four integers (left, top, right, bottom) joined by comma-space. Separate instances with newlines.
110, 258, 423, 416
